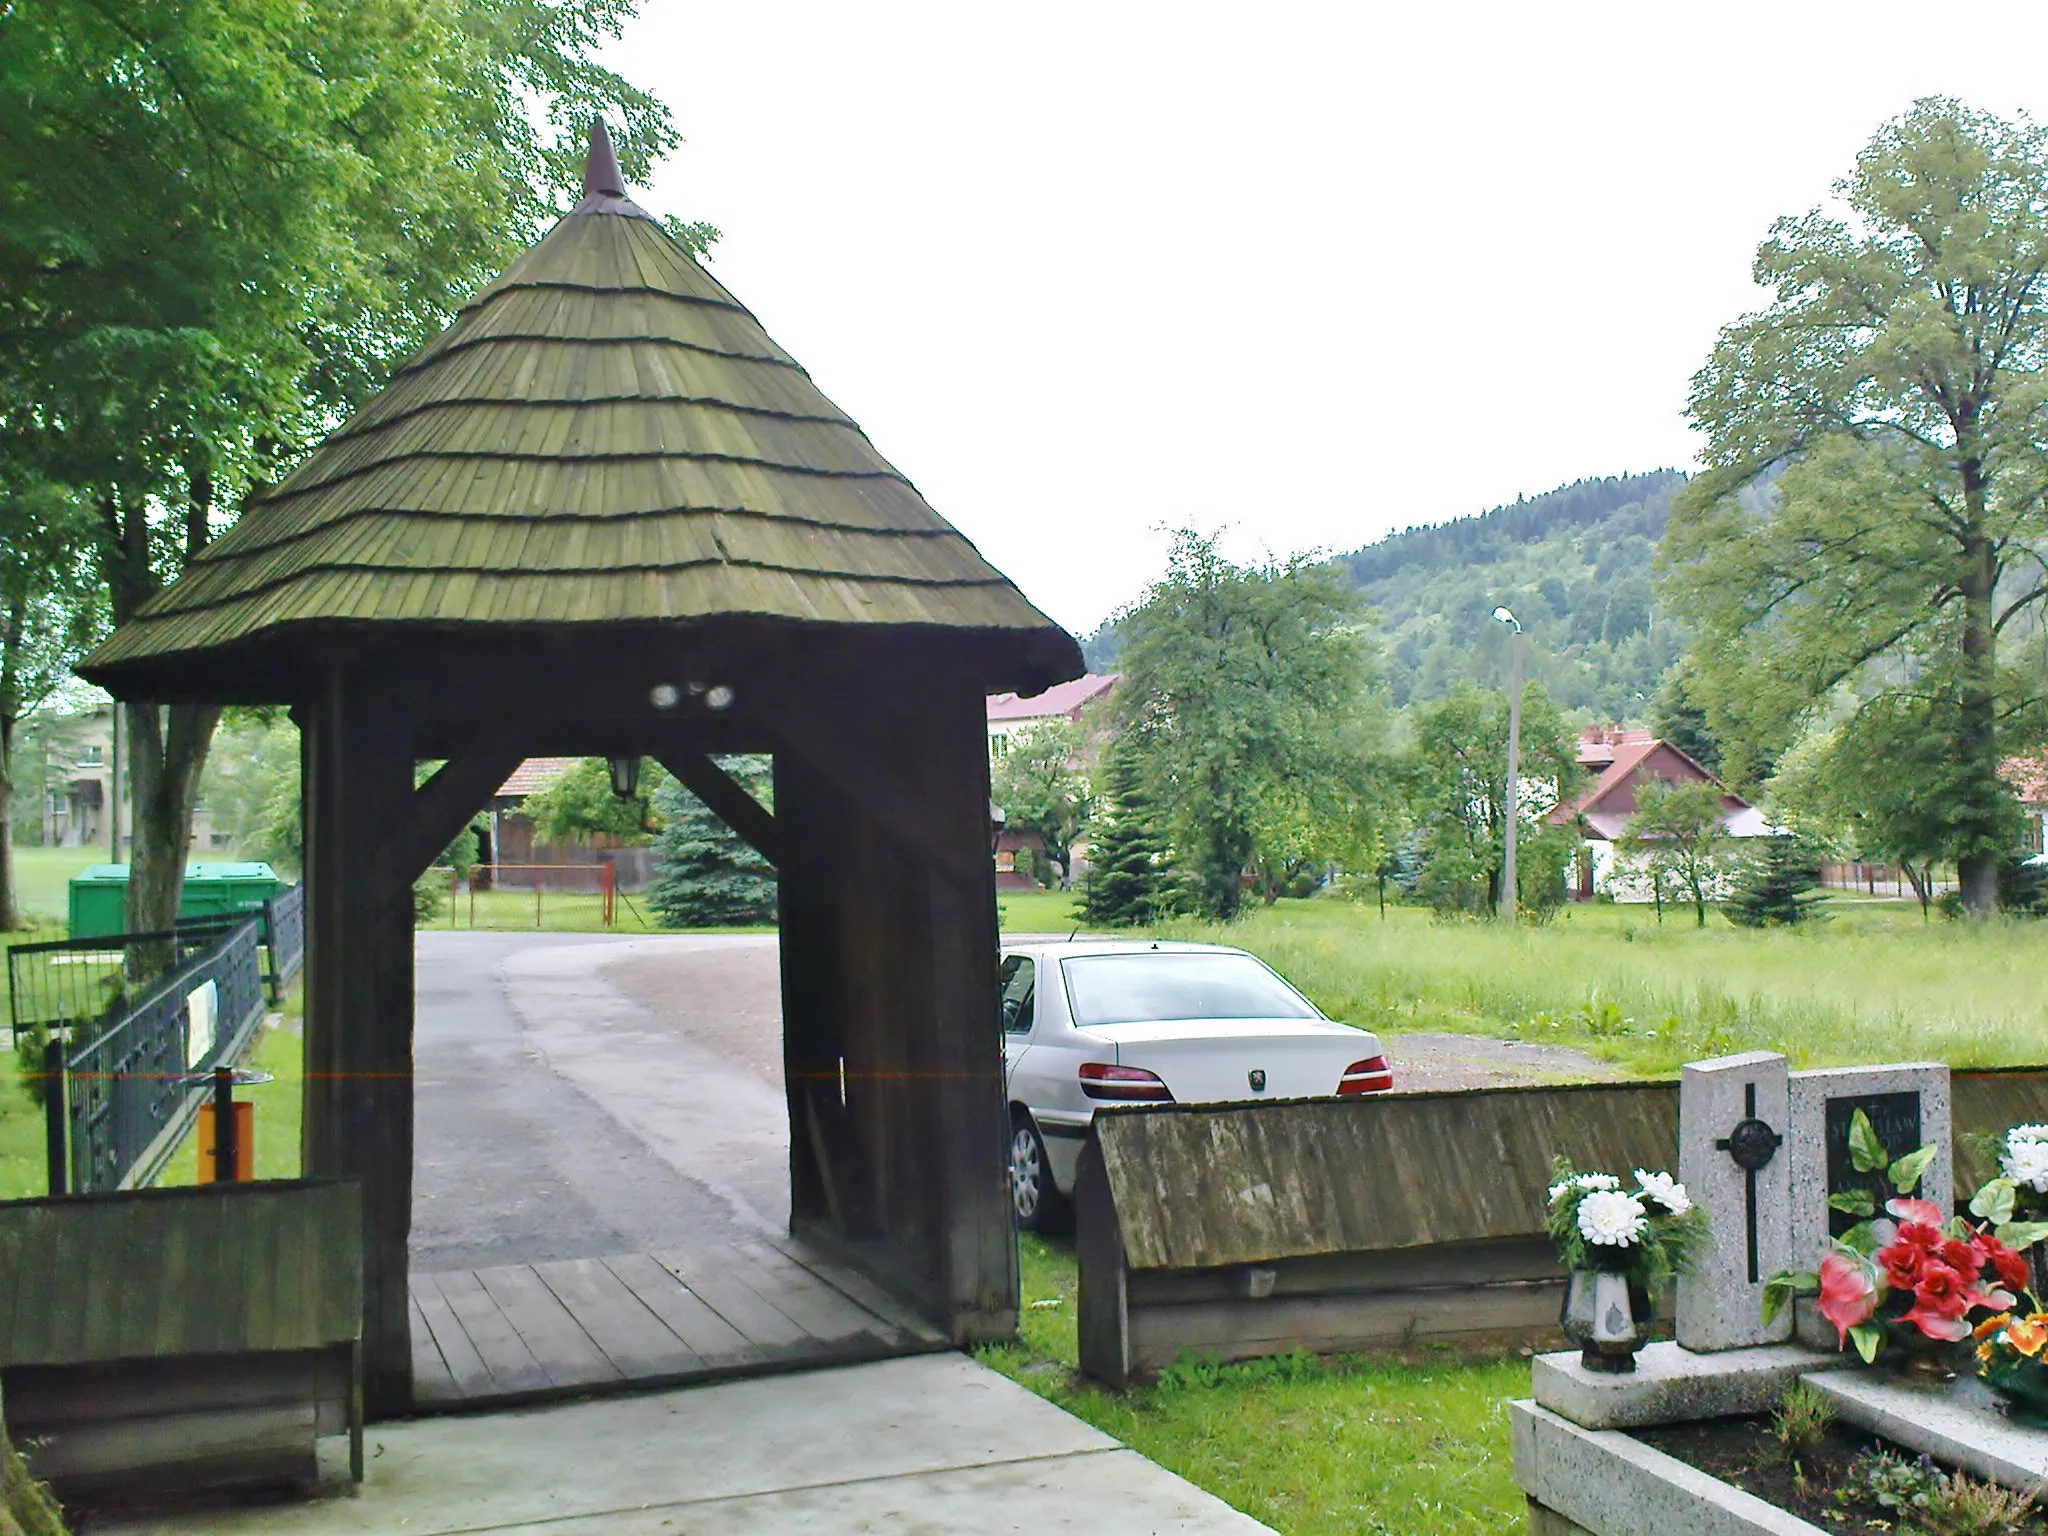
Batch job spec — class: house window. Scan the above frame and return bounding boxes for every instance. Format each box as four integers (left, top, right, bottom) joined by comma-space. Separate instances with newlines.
994, 849, 1016, 873
211, 833, 232, 848
77, 745, 103, 767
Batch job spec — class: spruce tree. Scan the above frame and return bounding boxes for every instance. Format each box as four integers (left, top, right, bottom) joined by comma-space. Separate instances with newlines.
1081, 748, 1176, 927
647, 757, 777, 928
1723, 835, 1825, 927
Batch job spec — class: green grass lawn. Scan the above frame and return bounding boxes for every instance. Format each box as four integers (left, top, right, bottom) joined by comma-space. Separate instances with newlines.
980, 1236, 1531, 1535
9, 845, 98, 924
1153, 896, 2048, 1076
996, 888, 1084, 933
424, 883, 776, 935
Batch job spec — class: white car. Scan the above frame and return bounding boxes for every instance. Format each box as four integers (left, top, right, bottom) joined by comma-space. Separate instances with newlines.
999, 939, 1393, 1229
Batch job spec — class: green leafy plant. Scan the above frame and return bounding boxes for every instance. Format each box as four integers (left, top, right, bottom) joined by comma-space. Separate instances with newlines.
1765, 1381, 1834, 1463
1920, 1467, 2040, 1536
1841, 1448, 1940, 1518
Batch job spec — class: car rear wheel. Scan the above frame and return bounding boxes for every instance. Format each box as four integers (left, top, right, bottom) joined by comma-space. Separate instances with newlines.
1009, 1113, 1070, 1233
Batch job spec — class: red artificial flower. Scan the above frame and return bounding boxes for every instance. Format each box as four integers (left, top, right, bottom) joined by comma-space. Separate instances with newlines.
1975, 1233, 2032, 1295
1889, 1197, 1947, 1228
1897, 1221, 1944, 1252
1881, 1244, 1925, 1290
1817, 1251, 1880, 1348
1903, 1299, 1975, 1342
1913, 1261, 1969, 1317
1940, 1238, 1979, 1273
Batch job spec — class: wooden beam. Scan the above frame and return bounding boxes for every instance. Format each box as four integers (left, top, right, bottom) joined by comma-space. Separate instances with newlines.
301, 668, 418, 1415
653, 751, 781, 867
765, 707, 986, 892
377, 745, 526, 890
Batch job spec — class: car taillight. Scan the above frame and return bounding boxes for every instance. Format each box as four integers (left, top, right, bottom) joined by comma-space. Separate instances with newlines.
1078, 1063, 1174, 1102
1337, 1055, 1394, 1095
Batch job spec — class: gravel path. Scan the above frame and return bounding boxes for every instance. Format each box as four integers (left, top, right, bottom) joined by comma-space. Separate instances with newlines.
1376, 1031, 1621, 1091
600, 940, 1619, 1093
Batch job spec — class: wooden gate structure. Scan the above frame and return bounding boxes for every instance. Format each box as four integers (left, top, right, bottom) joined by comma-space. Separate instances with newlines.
79, 124, 1082, 1414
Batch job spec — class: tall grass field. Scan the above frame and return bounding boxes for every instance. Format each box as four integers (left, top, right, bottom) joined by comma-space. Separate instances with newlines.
1154, 897, 2048, 1076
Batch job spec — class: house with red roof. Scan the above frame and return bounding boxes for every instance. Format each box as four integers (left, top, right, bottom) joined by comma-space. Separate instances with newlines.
986, 673, 1120, 747
985, 674, 1119, 889
477, 758, 654, 888
1547, 727, 1772, 898
2001, 753, 2048, 855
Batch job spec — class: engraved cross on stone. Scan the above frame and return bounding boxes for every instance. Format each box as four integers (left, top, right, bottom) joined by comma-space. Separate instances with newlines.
1714, 1082, 1783, 1285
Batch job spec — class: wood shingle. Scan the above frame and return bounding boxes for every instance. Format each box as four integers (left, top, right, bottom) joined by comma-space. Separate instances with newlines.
82, 128, 1074, 697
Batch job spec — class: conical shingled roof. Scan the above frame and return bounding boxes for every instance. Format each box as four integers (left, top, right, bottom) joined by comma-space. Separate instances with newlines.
81, 124, 1079, 695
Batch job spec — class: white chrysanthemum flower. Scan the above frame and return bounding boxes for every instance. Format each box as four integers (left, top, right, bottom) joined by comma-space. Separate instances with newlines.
2003, 1138, 2048, 1194
1577, 1190, 1648, 1247
1547, 1171, 1620, 1204
1634, 1170, 1691, 1215
2010, 1124, 2048, 1146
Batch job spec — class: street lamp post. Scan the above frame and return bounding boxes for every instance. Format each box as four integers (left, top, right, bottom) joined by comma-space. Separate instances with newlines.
1493, 606, 1525, 923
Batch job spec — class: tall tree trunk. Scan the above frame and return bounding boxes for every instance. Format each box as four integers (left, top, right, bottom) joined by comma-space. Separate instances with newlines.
0, 588, 24, 931
121, 700, 222, 940
0, 711, 18, 932
1957, 521, 2001, 914
107, 465, 223, 947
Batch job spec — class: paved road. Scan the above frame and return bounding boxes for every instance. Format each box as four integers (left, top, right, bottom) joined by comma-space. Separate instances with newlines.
410, 932, 788, 1272
409, 932, 1616, 1272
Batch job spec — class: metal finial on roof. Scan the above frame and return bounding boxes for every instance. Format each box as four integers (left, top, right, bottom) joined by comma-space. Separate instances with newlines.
583, 117, 626, 198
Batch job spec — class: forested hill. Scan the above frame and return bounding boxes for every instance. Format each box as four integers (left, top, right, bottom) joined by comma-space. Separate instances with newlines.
1080, 470, 1688, 724
1343, 470, 1686, 720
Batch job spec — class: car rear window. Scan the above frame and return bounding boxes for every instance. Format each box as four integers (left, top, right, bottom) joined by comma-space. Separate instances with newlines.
1061, 953, 1321, 1026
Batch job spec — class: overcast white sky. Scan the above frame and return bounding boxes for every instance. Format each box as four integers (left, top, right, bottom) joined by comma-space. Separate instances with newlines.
607, 0, 2048, 636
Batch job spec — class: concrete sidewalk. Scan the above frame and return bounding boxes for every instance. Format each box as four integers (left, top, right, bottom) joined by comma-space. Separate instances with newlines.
102, 1354, 1275, 1534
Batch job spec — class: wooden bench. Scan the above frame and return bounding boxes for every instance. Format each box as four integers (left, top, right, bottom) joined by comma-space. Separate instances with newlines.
0, 1179, 362, 1504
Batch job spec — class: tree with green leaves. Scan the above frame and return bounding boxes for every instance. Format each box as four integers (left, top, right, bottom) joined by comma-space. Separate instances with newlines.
1111, 530, 1387, 922
1079, 741, 1179, 928
647, 760, 776, 928
0, 0, 686, 939
0, 484, 103, 927
520, 758, 668, 847
1621, 779, 1730, 928
991, 721, 1096, 890
1664, 98, 2048, 915
1403, 683, 1581, 917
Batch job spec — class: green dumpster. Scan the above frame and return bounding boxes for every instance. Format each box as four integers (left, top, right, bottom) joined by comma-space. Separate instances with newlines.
67, 862, 288, 940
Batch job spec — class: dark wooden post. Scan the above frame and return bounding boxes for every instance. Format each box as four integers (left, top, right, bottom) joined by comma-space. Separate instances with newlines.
300, 664, 418, 1413
911, 672, 1017, 1340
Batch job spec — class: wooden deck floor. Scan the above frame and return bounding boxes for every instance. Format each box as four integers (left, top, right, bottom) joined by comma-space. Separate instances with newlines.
408, 1234, 950, 1411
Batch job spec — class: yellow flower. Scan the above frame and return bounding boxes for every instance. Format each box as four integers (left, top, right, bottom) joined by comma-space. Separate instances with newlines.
1976, 1313, 2012, 1342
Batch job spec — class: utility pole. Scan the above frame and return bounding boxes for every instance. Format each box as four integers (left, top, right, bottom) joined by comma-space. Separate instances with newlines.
1494, 607, 1525, 923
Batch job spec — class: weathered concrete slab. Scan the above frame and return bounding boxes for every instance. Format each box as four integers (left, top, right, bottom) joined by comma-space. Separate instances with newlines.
1806, 1370, 2048, 1494
1532, 1342, 1833, 1431
1511, 1399, 1822, 1535
100, 1354, 1273, 1535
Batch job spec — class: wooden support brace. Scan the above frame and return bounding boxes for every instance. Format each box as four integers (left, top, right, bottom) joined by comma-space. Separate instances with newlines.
654, 751, 782, 867
376, 745, 526, 890
765, 708, 985, 892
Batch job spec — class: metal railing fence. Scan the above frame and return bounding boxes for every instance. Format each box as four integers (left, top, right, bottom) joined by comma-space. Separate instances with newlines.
7, 918, 243, 1036
56, 914, 268, 1195
263, 881, 307, 999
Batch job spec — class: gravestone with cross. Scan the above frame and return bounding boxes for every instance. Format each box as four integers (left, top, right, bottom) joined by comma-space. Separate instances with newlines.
1784, 1062, 1951, 1346
1677, 1050, 1793, 1351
